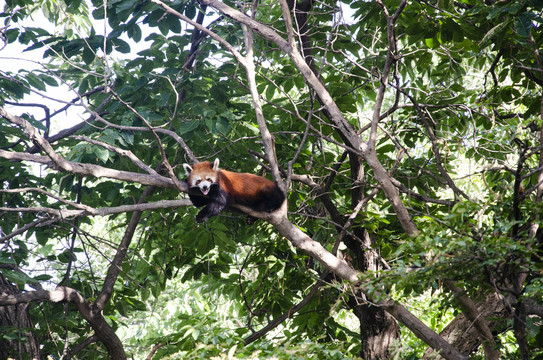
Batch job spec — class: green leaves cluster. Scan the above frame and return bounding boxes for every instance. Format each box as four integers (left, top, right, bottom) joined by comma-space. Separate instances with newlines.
2, 0, 543, 358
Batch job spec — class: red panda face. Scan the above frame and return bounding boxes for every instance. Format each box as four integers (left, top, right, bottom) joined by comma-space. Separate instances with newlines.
183, 159, 220, 196
188, 171, 216, 195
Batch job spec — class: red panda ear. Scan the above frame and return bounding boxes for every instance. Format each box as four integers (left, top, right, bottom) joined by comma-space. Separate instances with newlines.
183, 163, 193, 176
213, 158, 220, 171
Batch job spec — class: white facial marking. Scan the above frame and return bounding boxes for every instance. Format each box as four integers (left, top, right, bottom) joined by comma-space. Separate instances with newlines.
190, 175, 201, 187
191, 175, 216, 195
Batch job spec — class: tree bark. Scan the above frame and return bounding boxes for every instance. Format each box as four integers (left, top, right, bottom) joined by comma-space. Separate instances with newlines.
348, 157, 400, 359
0, 273, 42, 360
423, 293, 510, 359
354, 303, 400, 360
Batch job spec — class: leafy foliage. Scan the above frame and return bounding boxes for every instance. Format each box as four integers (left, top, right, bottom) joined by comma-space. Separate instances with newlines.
1, 0, 543, 359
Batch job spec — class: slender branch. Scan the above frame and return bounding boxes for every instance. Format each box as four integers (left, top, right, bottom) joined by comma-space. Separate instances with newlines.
95, 186, 155, 310
242, 12, 284, 187
92, 115, 195, 162
357, 0, 418, 236
0, 196, 190, 218
244, 271, 328, 344
0, 148, 177, 189
65, 335, 99, 360
369, 0, 406, 149
279, 0, 297, 51
150, 0, 246, 66
72, 136, 159, 176
0, 217, 52, 243
108, 91, 186, 192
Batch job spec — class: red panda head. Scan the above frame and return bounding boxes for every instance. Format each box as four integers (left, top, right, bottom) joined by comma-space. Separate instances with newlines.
183, 158, 220, 196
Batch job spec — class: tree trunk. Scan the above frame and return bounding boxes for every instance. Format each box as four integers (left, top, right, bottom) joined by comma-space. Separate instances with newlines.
0, 273, 42, 360
347, 230, 400, 359
355, 303, 400, 359
348, 156, 400, 359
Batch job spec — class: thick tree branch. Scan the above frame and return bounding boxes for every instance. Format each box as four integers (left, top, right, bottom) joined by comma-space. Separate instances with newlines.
358, 0, 418, 236
0, 104, 185, 191
444, 280, 500, 360
0, 148, 178, 189
0, 286, 126, 359
265, 214, 468, 360
423, 292, 510, 359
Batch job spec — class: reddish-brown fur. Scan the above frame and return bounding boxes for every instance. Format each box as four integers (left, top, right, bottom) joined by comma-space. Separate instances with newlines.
184, 159, 285, 222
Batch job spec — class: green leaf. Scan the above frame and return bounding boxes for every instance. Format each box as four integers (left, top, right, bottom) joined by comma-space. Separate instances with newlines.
57, 251, 73, 264
82, 46, 95, 65
4, 270, 33, 285
6, 29, 19, 43
215, 117, 231, 135
39, 74, 58, 87
178, 120, 200, 135
25, 73, 46, 91
514, 13, 532, 37
34, 274, 53, 281
425, 37, 435, 48
111, 37, 131, 53
480, 21, 509, 45
185, 5, 196, 19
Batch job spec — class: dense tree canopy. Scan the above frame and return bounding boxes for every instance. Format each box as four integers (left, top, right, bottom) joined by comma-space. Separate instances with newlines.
1, 0, 543, 359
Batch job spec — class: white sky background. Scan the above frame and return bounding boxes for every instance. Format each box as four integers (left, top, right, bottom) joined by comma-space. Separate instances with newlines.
2, 6, 82, 133
0, 0, 154, 135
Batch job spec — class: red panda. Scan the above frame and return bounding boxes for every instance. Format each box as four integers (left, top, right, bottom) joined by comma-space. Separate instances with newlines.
183, 158, 285, 223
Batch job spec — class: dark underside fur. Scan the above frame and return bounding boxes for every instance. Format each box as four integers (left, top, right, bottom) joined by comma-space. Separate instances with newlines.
188, 178, 285, 223
188, 185, 228, 223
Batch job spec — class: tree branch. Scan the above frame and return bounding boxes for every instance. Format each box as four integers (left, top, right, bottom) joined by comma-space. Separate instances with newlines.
444, 280, 500, 360
242, 9, 284, 188
0, 286, 127, 359
95, 186, 155, 310
72, 135, 159, 176
0, 148, 178, 189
